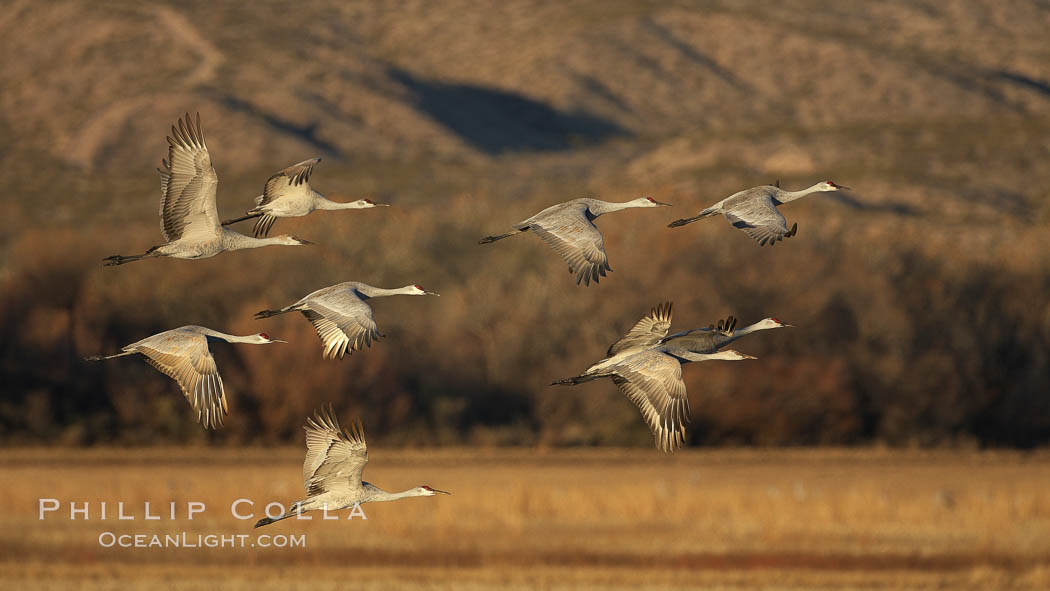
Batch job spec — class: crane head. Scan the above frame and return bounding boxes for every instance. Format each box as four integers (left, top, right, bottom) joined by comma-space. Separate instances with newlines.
274, 235, 314, 246
353, 198, 390, 208
761, 317, 794, 329
641, 196, 672, 207
417, 485, 451, 496
410, 284, 440, 296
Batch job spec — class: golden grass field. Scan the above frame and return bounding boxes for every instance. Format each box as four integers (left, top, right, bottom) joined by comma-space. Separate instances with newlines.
2, 447, 1049, 589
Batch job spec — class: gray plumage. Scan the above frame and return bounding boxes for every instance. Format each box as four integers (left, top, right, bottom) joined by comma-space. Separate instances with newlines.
85, 326, 285, 429
668, 180, 850, 246
254, 406, 449, 528
103, 113, 312, 266
553, 303, 790, 452
255, 282, 438, 360
221, 157, 389, 238
480, 196, 671, 286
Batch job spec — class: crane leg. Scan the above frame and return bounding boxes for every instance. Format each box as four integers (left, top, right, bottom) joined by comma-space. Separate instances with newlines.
479, 228, 525, 244
84, 351, 135, 361
668, 208, 718, 228
102, 251, 159, 266
220, 212, 261, 226
551, 373, 606, 386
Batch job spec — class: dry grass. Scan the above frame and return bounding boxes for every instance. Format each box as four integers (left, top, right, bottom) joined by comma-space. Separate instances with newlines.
2, 447, 1049, 589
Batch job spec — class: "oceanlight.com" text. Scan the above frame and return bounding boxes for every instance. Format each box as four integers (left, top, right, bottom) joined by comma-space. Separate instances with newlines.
96, 531, 306, 549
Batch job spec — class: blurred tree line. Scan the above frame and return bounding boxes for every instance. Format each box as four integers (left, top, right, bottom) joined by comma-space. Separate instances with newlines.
3, 172, 1048, 448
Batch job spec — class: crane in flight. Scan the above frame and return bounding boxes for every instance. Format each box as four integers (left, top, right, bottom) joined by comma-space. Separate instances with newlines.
553, 303, 790, 452
668, 180, 850, 246
254, 406, 449, 528
85, 326, 285, 429
221, 157, 389, 238
255, 281, 438, 359
103, 113, 312, 266
480, 197, 671, 286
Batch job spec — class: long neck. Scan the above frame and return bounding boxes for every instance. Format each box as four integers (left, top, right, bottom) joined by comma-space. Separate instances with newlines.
721, 321, 773, 345
198, 329, 258, 344
588, 199, 644, 217
315, 194, 365, 210
776, 183, 825, 204
225, 232, 291, 250
679, 350, 744, 363
369, 487, 426, 502
354, 284, 415, 298
676, 351, 721, 363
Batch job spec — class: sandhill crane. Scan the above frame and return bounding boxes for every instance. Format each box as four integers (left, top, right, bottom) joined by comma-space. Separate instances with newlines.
220, 157, 389, 238
479, 197, 671, 286
103, 113, 312, 266
255, 282, 438, 359
668, 180, 850, 246
85, 326, 285, 428
254, 406, 449, 528
552, 303, 790, 452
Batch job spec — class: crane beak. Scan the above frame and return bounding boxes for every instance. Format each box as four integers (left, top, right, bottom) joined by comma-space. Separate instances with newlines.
432, 488, 451, 495
834, 184, 852, 191
425, 291, 440, 296
741, 353, 758, 360
654, 200, 672, 206
270, 338, 288, 343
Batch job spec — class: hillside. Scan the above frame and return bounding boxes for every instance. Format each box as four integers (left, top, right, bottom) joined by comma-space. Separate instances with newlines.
1, 1, 1049, 446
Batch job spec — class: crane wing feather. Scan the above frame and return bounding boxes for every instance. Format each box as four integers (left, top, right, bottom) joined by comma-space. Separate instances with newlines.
157, 113, 220, 242
609, 350, 690, 453
607, 302, 673, 356
258, 157, 320, 208
724, 194, 791, 246
529, 204, 610, 286
302, 406, 368, 497
133, 330, 226, 429
300, 290, 380, 360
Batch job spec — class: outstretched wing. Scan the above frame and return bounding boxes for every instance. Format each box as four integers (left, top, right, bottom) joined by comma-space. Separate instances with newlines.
724, 194, 796, 246
607, 302, 673, 356
134, 329, 226, 429
300, 289, 381, 360
529, 203, 611, 286
258, 157, 320, 208
610, 350, 690, 453
156, 113, 220, 242
302, 406, 368, 496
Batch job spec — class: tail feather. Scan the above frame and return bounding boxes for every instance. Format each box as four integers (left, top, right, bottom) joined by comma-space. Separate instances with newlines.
668, 208, 719, 228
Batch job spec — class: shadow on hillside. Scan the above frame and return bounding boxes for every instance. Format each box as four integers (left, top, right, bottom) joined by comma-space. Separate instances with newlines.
210, 91, 341, 156
993, 70, 1050, 99
388, 67, 626, 154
